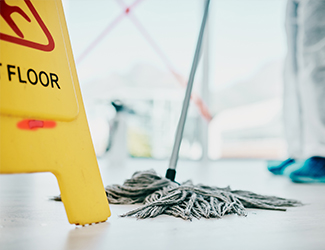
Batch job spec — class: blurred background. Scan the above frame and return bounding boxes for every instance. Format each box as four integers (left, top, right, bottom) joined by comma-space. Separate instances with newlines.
62, 0, 288, 162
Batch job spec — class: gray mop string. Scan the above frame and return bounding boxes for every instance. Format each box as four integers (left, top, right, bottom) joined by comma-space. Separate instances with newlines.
166, 0, 210, 182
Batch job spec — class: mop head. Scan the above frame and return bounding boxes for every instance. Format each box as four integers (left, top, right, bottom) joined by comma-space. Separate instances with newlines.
105, 169, 302, 220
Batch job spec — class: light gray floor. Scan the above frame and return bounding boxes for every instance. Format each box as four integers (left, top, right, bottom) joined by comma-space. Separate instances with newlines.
1, 158, 325, 250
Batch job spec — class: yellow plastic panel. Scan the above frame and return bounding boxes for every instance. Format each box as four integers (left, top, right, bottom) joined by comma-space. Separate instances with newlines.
0, 0, 78, 121
0, 0, 110, 225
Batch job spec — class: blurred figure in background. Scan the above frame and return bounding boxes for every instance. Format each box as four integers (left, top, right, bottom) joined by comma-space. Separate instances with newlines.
107, 100, 133, 167
268, 0, 325, 183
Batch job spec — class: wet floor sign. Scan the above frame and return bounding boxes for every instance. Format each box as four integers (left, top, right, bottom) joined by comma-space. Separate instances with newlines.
0, 0, 111, 225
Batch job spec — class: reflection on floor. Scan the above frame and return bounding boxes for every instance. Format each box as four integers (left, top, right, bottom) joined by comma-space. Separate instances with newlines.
1, 158, 325, 250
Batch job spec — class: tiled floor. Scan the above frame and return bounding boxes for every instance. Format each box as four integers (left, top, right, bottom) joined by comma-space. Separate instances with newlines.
1, 158, 325, 250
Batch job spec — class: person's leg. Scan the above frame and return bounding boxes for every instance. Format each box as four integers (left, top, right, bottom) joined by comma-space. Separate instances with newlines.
283, 0, 304, 159
297, 0, 325, 158
289, 0, 325, 183
268, 0, 303, 175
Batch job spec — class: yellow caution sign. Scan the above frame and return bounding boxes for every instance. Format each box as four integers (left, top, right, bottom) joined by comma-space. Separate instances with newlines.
0, 0, 110, 225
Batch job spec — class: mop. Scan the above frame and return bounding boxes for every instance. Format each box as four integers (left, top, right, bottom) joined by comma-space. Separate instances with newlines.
55, 0, 301, 219
104, 0, 302, 220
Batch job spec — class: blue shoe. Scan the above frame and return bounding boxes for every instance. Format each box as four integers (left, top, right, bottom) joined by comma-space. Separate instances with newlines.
289, 156, 325, 183
282, 161, 305, 176
267, 158, 296, 175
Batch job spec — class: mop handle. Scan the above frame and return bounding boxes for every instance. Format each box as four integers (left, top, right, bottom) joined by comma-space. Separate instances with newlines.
166, 0, 210, 181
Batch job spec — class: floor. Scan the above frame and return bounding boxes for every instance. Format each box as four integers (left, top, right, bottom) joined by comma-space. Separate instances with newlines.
1, 158, 325, 250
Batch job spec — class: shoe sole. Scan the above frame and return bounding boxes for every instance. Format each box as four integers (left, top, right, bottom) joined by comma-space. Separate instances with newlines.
290, 176, 325, 183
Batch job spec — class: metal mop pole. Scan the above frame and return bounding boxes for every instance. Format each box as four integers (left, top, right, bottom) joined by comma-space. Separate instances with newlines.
166, 0, 210, 181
